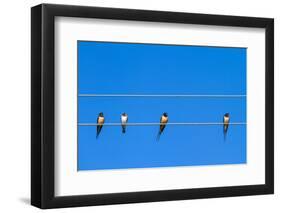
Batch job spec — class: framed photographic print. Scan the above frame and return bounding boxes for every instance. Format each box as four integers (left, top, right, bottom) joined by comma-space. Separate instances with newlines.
31, 4, 274, 209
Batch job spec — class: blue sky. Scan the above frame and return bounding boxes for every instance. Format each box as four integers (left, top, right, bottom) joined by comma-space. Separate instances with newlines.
77, 41, 247, 171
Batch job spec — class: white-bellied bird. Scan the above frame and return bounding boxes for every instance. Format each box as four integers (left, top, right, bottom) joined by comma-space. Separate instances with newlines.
157, 112, 168, 140
223, 113, 230, 139
121, 113, 128, 133
96, 112, 105, 139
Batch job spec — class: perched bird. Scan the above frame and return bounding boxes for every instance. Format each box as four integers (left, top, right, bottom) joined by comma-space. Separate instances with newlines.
96, 112, 105, 139
157, 112, 168, 140
121, 113, 128, 133
223, 113, 230, 139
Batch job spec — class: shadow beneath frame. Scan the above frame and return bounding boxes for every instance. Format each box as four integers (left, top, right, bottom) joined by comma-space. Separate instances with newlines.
19, 197, 30, 205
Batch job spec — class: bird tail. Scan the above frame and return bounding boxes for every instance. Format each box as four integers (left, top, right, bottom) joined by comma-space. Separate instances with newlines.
96, 131, 100, 139
122, 125, 126, 133
156, 131, 161, 141
223, 125, 228, 141
96, 126, 101, 139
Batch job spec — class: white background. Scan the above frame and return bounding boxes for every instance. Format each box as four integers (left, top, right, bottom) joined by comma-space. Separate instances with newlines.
0, 0, 279, 212
55, 17, 265, 196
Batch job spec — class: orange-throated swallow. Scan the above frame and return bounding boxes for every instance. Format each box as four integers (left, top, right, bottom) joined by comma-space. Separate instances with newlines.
121, 113, 128, 133
157, 112, 168, 140
223, 113, 230, 139
96, 112, 105, 139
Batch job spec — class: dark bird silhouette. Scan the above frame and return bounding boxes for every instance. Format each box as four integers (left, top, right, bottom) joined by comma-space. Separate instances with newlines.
157, 112, 168, 140
223, 113, 230, 140
121, 113, 128, 133
96, 112, 105, 139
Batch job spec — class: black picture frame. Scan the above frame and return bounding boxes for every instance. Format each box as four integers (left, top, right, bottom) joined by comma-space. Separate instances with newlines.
31, 3, 274, 209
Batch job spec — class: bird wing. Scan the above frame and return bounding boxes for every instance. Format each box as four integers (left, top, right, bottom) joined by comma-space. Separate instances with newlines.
96, 117, 100, 135
160, 116, 163, 124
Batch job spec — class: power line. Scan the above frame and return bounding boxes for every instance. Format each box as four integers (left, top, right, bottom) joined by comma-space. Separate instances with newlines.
78, 122, 246, 126
78, 94, 246, 98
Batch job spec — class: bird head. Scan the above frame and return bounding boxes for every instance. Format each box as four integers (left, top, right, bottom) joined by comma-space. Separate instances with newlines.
122, 112, 127, 116
225, 113, 229, 117
163, 112, 168, 117
99, 112, 104, 117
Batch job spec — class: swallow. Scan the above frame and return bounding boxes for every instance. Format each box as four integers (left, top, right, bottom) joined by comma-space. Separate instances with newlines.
157, 112, 168, 140
223, 113, 230, 139
96, 112, 105, 139
121, 113, 128, 133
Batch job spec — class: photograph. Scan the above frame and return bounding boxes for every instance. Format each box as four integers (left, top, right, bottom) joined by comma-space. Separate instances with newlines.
77, 41, 247, 171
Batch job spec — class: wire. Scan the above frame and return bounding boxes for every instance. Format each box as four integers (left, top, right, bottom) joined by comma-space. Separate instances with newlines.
79, 94, 246, 98
78, 122, 246, 126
